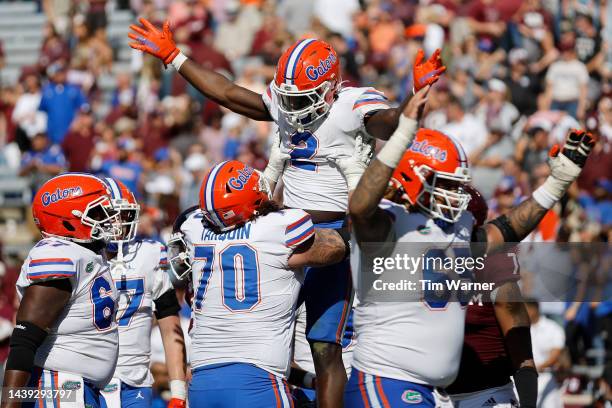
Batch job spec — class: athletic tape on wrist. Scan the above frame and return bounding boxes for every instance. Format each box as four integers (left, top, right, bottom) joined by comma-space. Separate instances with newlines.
376, 116, 417, 169
171, 52, 187, 71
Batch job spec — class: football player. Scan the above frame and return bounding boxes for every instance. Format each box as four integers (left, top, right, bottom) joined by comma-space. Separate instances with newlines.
345, 82, 596, 406
170, 160, 348, 408
98, 178, 187, 408
128, 19, 445, 406
447, 186, 535, 408
1, 173, 121, 408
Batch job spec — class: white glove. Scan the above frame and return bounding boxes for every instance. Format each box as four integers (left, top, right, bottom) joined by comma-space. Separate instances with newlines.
263, 131, 290, 185
533, 129, 596, 209
331, 135, 375, 191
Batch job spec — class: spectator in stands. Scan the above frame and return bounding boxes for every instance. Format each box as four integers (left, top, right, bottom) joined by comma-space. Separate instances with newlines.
469, 124, 516, 198
439, 94, 488, 156
0, 40, 5, 71
18, 131, 66, 192
37, 23, 70, 72
514, 124, 551, 174
38, 62, 88, 144
61, 106, 96, 172
12, 71, 46, 152
542, 35, 589, 120
475, 78, 520, 134
213, 0, 263, 61
179, 148, 209, 212
98, 138, 143, 198
505, 48, 540, 116
526, 299, 565, 408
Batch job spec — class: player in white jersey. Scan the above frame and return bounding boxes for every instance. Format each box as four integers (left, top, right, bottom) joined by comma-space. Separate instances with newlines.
97, 178, 186, 408
1, 173, 122, 408
345, 82, 597, 406
129, 19, 446, 407
167, 160, 347, 408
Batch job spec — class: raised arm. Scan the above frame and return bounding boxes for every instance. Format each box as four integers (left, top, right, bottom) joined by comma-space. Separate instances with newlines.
128, 18, 272, 121
475, 129, 597, 252
364, 49, 445, 140
349, 86, 430, 244
2, 281, 71, 408
288, 228, 347, 269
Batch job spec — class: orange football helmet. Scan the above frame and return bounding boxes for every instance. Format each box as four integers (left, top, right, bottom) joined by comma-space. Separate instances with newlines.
102, 177, 140, 242
32, 173, 122, 242
272, 38, 341, 129
390, 129, 472, 223
199, 160, 271, 231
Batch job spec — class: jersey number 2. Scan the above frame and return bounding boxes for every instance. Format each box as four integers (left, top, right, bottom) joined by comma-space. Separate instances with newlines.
289, 131, 318, 171
193, 244, 261, 312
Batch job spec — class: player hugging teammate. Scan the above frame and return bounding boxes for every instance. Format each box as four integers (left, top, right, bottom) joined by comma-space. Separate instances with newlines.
0, 16, 598, 408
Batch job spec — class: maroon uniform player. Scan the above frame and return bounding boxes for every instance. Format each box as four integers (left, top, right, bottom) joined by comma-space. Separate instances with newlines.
447, 186, 536, 407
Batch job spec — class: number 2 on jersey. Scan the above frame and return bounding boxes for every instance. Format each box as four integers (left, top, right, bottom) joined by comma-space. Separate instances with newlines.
289, 131, 318, 171
194, 244, 261, 312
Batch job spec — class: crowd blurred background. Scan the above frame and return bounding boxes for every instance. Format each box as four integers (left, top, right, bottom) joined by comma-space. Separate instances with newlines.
0, 0, 610, 405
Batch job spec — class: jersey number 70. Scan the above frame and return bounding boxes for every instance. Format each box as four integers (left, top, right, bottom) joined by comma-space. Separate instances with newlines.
193, 244, 261, 313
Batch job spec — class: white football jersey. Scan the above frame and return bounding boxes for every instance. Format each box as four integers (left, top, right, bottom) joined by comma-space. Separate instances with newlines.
293, 302, 356, 377
181, 208, 314, 378
350, 200, 475, 387
262, 84, 390, 211
16, 237, 118, 387
110, 239, 174, 387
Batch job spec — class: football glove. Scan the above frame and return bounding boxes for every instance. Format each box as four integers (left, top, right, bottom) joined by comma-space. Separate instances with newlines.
533, 129, 597, 209
128, 18, 180, 65
412, 48, 446, 93
167, 398, 186, 408
263, 131, 290, 186
331, 135, 375, 191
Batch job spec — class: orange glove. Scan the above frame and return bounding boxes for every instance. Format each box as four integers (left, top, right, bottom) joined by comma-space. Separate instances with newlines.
412, 48, 446, 92
167, 398, 186, 408
128, 18, 179, 65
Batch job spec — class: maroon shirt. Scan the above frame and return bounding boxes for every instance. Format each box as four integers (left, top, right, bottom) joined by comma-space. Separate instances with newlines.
447, 249, 520, 394
61, 128, 96, 172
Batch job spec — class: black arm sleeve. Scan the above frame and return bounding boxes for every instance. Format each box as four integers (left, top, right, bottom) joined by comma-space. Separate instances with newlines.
5, 321, 48, 372
490, 214, 520, 243
154, 289, 181, 320
514, 367, 538, 408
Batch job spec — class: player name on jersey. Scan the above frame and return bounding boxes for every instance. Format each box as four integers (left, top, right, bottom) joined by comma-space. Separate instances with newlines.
201, 224, 252, 241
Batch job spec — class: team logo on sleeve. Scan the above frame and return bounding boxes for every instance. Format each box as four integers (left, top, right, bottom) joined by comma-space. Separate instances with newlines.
86, 262, 94, 273
401, 390, 423, 404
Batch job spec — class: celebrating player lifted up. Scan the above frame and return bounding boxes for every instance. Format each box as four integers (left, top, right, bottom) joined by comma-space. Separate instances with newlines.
346, 81, 597, 407
128, 17, 444, 407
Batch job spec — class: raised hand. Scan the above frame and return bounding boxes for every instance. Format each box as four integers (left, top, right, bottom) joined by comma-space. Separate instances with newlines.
128, 18, 179, 65
412, 49, 446, 92
403, 84, 431, 122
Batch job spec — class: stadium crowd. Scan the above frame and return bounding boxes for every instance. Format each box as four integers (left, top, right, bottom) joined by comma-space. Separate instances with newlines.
0, 0, 610, 405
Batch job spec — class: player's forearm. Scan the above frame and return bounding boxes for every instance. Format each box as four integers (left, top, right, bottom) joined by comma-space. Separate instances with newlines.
158, 315, 187, 381
493, 282, 531, 336
364, 92, 413, 141
289, 229, 345, 268
350, 160, 393, 221
178, 59, 271, 121
484, 197, 548, 252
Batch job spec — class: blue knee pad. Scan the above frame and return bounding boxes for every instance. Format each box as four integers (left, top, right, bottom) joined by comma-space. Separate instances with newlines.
189, 363, 294, 408
301, 219, 353, 345
344, 368, 436, 408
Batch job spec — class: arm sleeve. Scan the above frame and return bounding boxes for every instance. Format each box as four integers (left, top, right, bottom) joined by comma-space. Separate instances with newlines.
22, 240, 78, 286
284, 211, 315, 250
352, 88, 391, 128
